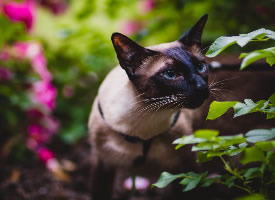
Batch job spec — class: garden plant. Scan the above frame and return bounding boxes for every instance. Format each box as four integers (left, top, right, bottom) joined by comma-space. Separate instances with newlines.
153, 29, 275, 200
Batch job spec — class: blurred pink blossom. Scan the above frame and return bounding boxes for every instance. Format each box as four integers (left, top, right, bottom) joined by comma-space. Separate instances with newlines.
31, 52, 52, 81
40, 0, 67, 15
0, 67, 13, 80
2, 0, 36, 31
121, 20, 142, 35
42, 115, 59, 134
14, 42, 52, 81
27, 108, 44, 120
28, 124, 49, 143
0, 51, 10, 60
139, 0, 155, 13
38, 148, 55, 164
27, 109, 59, 134
32, 80, 57, 111
124, 176, 150, 190
13, 42, 30, 59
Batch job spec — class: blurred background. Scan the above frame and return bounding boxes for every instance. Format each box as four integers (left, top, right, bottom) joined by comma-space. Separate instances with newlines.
0, 0, 274, 199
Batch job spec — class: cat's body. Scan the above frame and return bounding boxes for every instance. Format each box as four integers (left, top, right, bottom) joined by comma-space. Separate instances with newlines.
89, 65, 198, 170
88, 15, 275, 200
88, 57, 201, 200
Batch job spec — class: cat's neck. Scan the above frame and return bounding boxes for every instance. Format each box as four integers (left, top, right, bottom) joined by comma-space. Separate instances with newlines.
98, 67, 178, 140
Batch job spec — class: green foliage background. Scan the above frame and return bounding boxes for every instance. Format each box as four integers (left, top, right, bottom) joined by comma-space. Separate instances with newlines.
0, 0, 274, 153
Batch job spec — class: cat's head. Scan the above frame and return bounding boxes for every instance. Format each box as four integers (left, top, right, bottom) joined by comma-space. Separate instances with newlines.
111, 14, 209, 109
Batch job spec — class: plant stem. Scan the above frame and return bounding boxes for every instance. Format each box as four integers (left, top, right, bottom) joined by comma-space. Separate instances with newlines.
219, 156, 243, 180
232, 184, 252, 194
131, 175, 136, 195
219, 156, 253, 194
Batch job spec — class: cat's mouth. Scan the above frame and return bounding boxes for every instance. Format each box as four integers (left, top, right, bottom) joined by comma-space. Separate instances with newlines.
143, 90, 209, 111
183, 90, 210, 108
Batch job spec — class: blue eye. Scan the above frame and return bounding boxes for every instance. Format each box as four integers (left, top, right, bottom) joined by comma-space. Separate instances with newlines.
197, 63, 207, 73
163, 69, 177, 79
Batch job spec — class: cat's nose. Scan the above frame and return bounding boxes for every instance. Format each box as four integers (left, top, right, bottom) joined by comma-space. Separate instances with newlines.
195, 76, 209, 98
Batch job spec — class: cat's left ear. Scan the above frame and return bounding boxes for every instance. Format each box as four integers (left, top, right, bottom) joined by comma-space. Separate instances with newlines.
111, 32, 155, 79
179, 14, 208, 47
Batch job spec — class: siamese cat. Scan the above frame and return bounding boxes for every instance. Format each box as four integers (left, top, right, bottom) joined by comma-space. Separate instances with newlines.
88, 14, 275, 200
88, 14, 209, 200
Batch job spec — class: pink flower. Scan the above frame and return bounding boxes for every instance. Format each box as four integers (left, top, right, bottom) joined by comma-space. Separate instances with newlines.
124, 176, 150, 190
13, 42, 52, 81
0, 67, 13, 81
139, 0, 155, 13
121, 20, 142, 35
0, 51, 10, 60
26, 108, 44, 120
38, 148, 55, 164
40, 0, 67, 15
2, 0, 36, 31
42, 115, 59, 134
31, 52, 52, 81
32, 80, 57, 111
13, 42, 30, 59
27, 124, 49, 143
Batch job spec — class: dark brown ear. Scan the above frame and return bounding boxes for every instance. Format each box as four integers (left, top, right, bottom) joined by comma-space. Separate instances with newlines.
179, 14, 208, 47
111, 32, 155, 79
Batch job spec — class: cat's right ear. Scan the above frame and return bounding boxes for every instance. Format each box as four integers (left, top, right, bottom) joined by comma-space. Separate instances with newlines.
178, 14, 208, 47
111, 32, 154, 79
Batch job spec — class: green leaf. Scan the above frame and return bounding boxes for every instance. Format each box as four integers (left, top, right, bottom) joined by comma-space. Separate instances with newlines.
220, 134, 246, 144
206, 36, 238, 57
233, 100, 258, 117
192, 143, 220, 151
239, 53, 248, 58
207, 150, 226, 158
224, 176, 237, 188
255, 141, 275, 152
246, 129, 275, 143
226, 146, 245, 156
256, 100, 269, 110
180, 172, 205, 192
173, 136, 206, 150
266, 56, 275, 66
196, 152, 213, 163
207, 101, 238, 120
234, 193, 266, 200
240, 47, 275, 70
269, 93, 275, 105
240, 147, 265, 165
194, 129, 219, 139
206, 28, 275, 58
239, 142, 248, 148
152, 172, 186, 188
267, 113, 275, 119
237, 29, 275, 46
244, 167, 261, 180
266, 107, 275, 118
201, 176, 221, 187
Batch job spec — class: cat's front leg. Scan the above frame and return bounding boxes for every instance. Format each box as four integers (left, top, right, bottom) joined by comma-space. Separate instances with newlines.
90, 151, 116, 200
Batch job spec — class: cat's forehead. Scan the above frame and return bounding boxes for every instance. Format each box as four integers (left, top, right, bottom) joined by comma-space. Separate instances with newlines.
147, 41, 180, 52
147, 41, 204, 62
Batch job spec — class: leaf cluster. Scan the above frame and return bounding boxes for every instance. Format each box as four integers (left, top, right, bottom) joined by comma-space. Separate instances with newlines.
154, 129, 275, 197
207, 93, 275, 120
155, 28, 275, 199
206, 28, 275, 69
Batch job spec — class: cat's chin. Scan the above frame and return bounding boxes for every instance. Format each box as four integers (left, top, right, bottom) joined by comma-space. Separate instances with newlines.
182, 98, 207, 109
184, 102, 205, 109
